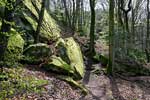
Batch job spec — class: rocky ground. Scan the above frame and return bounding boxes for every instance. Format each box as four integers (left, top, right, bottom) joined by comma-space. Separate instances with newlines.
6, 65, 150, 100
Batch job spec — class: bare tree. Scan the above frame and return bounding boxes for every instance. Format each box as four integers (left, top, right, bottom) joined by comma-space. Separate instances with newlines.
146, 0, 150, 62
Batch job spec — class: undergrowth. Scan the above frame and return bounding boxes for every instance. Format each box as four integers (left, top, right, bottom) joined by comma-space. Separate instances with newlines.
0, 67, 48, 99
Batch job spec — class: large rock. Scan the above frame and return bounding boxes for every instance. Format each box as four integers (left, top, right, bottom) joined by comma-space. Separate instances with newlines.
3, 29, 25, 66
56, 37, 85, 79
43, 55, 75, 74
23, 43, 52, 64
21, 0, 60, 41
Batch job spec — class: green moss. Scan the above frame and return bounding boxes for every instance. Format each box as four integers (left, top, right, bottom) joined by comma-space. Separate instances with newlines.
7, 33, 24, 50
43, 55, 75, 74
22, 0, 60, 41
56, 38, 85, 79
23, 43, 52, 64
3, 29, 25, 66
0, 67, 48, 99
93, 53, 108, 66
23, 13, 37, 31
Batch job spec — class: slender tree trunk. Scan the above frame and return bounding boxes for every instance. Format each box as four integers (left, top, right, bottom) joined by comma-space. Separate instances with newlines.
146, 0, 150, 62
79, 0, 83, 31
76, 0, 80, 31
141, 25, 144, 51
124, 12, 129, 54
120, 0, 132, 33
117, 0, 123, 26
120, 0, 132, 54
117, 0, 124, 49
62, 0, 71, 26
72, 0, 76, 34
89, 0, 96, 57
131, 8, 135, 44
35, 0, 46, 43
107, 0, 114, 75
124, 13, 129, 33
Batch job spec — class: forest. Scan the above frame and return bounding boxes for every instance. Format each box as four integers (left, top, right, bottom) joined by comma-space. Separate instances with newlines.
0, 0, 150, 100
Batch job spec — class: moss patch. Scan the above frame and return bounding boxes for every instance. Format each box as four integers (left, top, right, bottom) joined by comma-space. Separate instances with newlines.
43, 55, 75, 74
23, 43, 52, 64
0, 67, 48, 100
56, 38, 85, 79
22, 0, 60, 41
2, 29, 25, 66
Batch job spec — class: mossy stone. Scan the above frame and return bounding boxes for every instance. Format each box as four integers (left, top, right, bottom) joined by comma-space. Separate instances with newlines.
3, 30, 25, 66
23, 43, 52, 64
22, 0, 60, 41
56, 37, 85, 79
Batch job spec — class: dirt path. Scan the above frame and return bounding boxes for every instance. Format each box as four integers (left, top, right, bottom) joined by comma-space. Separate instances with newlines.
81, 68, 150, 100
81, 70, 113, 100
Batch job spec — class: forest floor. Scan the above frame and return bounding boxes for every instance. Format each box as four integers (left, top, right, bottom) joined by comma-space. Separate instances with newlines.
82, 66, 150, 100
7, 61, 150, 100
1, 35, 150, 100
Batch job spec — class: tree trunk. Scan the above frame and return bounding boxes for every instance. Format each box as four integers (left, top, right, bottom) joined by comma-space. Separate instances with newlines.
89, 0, 96, 57
107, 0, 115, 75
124, 13, 129, 33
79, 0, 83, 31
35, 0, 46, 43
131, 8, 135, 44
62, 0, 71, 26
120, 0, 132, 54
74, 0, 81, 32
117, 0, 123, 26
146, 0, 150, 62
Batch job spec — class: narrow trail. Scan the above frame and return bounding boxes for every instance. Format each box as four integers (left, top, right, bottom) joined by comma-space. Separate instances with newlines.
82, 71, 113, 100
81, 66, 150, 100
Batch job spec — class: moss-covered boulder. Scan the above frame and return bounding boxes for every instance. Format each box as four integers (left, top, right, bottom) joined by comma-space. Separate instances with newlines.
56, 37, 85, 79
23, 43, 52, 64
43, 55, 75, 74
3, 30, 25, 66
21, 0, 60, 41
